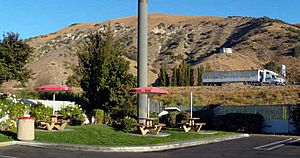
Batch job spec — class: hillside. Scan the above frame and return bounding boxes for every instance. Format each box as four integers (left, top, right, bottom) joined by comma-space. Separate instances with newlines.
151, 85, 300, 106
19, 14, 300, 87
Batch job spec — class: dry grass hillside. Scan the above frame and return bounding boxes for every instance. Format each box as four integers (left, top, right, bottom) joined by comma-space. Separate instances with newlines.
151, 85, 300, 106
14, 14, 300, 87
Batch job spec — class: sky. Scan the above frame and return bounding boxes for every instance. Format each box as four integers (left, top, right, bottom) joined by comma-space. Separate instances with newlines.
0, 0, 299, 39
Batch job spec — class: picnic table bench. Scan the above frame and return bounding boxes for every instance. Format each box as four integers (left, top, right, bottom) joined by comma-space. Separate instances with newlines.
137, 123, 165, 135
137, 118, 165, 135
181, 118, 206, 132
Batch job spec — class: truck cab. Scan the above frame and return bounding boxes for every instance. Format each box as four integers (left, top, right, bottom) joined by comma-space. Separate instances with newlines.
263, 70, 285, 85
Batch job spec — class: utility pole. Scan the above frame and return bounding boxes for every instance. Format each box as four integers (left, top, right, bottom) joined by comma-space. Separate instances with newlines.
138, 0, 148, 124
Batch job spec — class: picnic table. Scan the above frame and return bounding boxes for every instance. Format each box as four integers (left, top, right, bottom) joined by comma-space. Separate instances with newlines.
182, 117, 206, 132
37, 114, 69, 131
137, 118, 165, 135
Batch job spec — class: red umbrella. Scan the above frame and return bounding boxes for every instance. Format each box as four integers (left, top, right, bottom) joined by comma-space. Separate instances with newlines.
34, 85, 74, 101
131, 87, 169, 118
131, 87, 169, 94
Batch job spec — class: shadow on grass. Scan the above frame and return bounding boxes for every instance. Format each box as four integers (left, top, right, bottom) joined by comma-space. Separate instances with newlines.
0, 131, 17, 140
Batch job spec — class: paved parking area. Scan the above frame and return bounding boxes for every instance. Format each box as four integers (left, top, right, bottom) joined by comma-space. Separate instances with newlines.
0, 135, 299, 158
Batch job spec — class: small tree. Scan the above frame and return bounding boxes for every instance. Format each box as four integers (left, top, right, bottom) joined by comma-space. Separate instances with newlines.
73, 29, 136, 112
0, 32, 33, 85
197, 66, 205, 86
264, 61, 279, 73
172, 67, 178, 86
158, 64, 169, 86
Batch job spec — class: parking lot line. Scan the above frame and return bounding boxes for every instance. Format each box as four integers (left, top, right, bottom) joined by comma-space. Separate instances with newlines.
253, 138, 300, 151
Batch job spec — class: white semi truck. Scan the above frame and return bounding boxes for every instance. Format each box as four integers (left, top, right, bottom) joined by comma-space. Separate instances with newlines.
202, 69, 285, 86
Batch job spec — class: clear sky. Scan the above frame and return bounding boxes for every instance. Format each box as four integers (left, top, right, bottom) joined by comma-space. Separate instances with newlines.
0, 0, 299, 39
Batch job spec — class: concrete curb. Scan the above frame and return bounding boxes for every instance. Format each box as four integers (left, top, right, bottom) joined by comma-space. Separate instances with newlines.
1, 133, 250, 152
0, 141, 17, 147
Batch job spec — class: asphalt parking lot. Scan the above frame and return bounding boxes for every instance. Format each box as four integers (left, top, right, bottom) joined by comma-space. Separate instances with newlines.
0, 135, 299, 158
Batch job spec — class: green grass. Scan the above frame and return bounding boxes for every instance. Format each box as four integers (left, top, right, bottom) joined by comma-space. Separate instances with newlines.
35, 125, 231, 146
0, 131, 15, 142
0, 125, 232, 146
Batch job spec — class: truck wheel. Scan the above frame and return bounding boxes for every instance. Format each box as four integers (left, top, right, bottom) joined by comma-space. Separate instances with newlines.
275, 82, 279, 86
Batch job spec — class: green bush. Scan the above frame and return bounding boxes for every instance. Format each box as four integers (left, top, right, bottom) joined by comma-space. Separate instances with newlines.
264, 61, 279, 73
0, 98, 30, 130
213, 113, 264, 133
119, 116, 138, 132
176, 111, 190, 123
93, 109, 104, 125
30, 103, 53, 121
150, 112, 159, 124
291, 107, 300, 133
59, 105, 85, 125
160, 111, 180, 128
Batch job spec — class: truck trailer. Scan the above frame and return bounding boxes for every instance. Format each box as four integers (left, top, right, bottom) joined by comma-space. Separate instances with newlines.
202, 70, 285, 86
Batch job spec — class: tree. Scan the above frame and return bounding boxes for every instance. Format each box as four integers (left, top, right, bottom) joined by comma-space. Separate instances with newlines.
264, 61, 279, 73
197, 66, 205, 86
0, 32, 33, 85
158, 64, 169, 86
73, 30, 136, 112
172, 67, 178, 86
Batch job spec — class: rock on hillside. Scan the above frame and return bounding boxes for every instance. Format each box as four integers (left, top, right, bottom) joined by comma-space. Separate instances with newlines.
24, 14, 300, 87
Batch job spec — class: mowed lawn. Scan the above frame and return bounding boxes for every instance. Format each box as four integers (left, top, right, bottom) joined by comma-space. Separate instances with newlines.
1, 125, 232, 146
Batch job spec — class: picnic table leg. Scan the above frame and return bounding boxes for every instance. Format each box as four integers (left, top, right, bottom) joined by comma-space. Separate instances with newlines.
183, 124, 191, 132
149, 125, 162, 135
137, 126, 149, 135
194, 124, 204, 132
59, 123, 67, 131
46, 122, 55, 131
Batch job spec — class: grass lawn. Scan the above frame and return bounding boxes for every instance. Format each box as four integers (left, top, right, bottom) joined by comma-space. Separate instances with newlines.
0, 131, 15, 142
34, 125, 232, 146
0, 125, 233, 146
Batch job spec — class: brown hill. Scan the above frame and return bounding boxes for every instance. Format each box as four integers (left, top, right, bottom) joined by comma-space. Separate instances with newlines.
20, 14, 300, 87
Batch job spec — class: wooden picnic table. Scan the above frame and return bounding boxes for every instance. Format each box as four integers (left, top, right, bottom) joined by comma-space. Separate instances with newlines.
37, 115, 69, 131
137, 118, 165, 135
182, 117, 206, 132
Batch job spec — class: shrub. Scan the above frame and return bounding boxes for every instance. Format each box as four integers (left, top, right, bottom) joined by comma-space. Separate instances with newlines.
213, 113, 264, 133
93, 109, 104, 125
150, 112, 159, 124
30, 103, 53, 121
264, 61, 279, 73
291, 107, 300, 133
160, 111, 180, 128
0, 98, 30, 130
59, 105, 85, 125
176, 111, 190, 123
119, 116, 138, 132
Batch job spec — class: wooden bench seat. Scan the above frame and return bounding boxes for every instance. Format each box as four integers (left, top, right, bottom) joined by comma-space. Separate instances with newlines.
137, 123, 165, 135
182, 122, 206, 132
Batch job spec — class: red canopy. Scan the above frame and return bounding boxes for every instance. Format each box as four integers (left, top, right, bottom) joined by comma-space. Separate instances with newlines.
34, 85, 74, 91
131, 87, 169, 94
